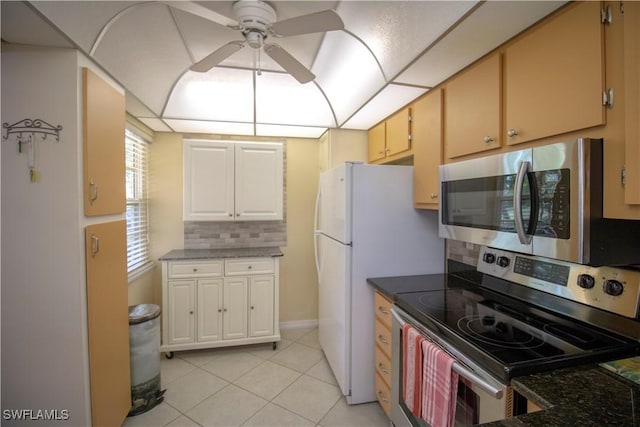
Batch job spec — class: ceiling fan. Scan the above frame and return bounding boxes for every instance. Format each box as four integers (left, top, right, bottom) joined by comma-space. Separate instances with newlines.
167, 0, 345, 83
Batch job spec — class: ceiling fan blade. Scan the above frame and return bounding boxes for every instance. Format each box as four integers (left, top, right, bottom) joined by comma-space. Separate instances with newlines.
269, 10, 344, 37
264, 44, 315, 84
164, 1, 238, 28
190, 41, 245, 72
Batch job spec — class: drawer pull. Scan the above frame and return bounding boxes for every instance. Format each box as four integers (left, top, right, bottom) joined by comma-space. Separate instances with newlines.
377, 306, 389, 315
193, 268, 197, 272
377, 334, 389, 345
377, 391, 389, 402
248, 265, 252, 270
378, 363, 389, 375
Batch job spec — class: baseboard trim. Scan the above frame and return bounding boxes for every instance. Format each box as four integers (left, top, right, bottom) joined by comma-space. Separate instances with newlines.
279, 319, 319, 330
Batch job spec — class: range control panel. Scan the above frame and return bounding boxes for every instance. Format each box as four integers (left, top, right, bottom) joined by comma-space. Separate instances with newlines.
477, 246, 640, 318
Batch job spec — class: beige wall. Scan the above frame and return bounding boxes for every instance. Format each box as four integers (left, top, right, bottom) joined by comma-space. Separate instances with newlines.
128, 133, 321, 324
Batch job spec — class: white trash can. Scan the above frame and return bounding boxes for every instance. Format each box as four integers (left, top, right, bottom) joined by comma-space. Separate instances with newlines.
128, 304, 165, 416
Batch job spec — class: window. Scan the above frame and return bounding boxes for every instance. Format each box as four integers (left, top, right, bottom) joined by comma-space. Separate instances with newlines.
125, 128, 152, 280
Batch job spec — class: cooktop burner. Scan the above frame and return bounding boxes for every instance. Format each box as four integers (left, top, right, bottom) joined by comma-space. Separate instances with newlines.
394, 282, 638, 381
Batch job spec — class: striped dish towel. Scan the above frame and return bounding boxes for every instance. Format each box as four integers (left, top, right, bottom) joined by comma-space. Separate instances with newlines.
420, 339, 459, 427
402, 324, 425, 418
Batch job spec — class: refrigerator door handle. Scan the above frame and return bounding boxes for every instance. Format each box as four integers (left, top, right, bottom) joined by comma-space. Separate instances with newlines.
314, 187, 322, 279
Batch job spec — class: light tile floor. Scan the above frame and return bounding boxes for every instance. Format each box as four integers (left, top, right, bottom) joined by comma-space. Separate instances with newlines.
123, 328, 390, 427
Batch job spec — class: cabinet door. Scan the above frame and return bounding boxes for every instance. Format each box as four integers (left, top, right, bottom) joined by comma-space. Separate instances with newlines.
413, 89, 442, 210
624, 1, 640, 204
183, 140, 234, 221
249, 275, 275, 337
444, 53, 501, 159
85, 221, 130, 427
368, 122, 386, 163
198, 279, 223, 342
83, 68, 125, 216
504, 1, 604, 145
168, 280, 196, 345
235, 142, 283, 221
385, 107, 411, 157
223, 277, 248, 340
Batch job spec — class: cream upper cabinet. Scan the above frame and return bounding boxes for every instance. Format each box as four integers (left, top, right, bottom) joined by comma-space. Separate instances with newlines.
82, 68, 126, 216
413, 89, 443, 210
624, 1, 640, 205
368, 107, 412, 164
444, 53, 502, 159
183, 139, 283, 221
385, 108, 412, 157
504, 1, 605, 145
368, 121, 386, 163
319, 129, 368, 172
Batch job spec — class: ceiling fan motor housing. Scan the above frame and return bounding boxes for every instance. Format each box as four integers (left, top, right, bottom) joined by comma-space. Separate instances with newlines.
232, 0, 277, 33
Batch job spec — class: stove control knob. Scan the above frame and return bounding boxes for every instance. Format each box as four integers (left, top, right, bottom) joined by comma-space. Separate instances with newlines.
497, 256, 510, 268
603, 279, 624, 296
577, 274, 595, 289
483, 253, 496, 264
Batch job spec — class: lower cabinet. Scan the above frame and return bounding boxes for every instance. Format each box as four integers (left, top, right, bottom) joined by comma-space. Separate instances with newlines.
374, 290, 393, 417
161, 257, 280, 353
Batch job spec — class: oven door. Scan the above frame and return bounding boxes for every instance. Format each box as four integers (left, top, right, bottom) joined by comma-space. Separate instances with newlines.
390, 306, 513, 426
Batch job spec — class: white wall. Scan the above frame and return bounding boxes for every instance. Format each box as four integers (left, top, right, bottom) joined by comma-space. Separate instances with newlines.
1, 46, 91, 425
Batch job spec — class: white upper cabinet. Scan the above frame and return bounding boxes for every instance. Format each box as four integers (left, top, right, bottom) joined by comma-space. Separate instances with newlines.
183, 139, 283, 222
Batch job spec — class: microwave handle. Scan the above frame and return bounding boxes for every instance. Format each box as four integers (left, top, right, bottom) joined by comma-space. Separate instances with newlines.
514, 161, 533, 245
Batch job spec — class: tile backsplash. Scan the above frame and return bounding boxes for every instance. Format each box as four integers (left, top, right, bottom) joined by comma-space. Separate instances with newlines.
446, 239, 481, 267
184, 220, 287, 249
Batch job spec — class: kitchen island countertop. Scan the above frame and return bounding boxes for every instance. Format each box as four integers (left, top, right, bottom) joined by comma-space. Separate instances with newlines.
159, 247, 283, 261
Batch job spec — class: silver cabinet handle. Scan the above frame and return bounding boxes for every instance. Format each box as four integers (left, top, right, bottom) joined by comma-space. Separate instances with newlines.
484, 136, 494, 143
377, 391, 389, 402
90, 234, 99, 257
377, 306, 389, 315
89, 180, 98, 204
507, 129, 519, 137
377, 334, 389, 345
430, 193, 438, 200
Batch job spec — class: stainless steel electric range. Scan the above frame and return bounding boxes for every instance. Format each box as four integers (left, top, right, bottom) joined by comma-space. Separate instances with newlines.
389, 246, 640, 426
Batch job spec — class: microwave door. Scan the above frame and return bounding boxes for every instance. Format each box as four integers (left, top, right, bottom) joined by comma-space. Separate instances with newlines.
439, 148, 534, 254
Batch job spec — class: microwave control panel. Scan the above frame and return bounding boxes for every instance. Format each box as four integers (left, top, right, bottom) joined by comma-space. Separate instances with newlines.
477, 246, 640, 318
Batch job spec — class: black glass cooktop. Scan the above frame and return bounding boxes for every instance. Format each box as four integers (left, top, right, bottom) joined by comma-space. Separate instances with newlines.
394, 279, 638, 381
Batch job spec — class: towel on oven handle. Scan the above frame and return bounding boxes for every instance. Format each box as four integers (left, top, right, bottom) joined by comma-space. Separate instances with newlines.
402, 324, 424, 418
421, 339, 459, 427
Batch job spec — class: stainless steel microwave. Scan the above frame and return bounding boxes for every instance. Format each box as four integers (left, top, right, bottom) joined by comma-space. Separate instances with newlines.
439, 138, 640, 266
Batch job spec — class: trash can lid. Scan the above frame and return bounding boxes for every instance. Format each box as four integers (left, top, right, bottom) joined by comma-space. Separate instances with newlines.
128, 304, 161, 324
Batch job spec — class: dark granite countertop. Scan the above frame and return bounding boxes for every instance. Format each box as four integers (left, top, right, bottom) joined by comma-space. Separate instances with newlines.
158, 247, 283, 261
367, 271, 640, 427
481, 365, 640, 426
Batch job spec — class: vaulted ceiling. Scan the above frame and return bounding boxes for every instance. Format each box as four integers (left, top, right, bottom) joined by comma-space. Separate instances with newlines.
1, 1, 565, 138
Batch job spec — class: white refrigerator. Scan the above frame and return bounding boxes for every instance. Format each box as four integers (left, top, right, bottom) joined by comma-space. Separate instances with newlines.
314, 162, 444, 404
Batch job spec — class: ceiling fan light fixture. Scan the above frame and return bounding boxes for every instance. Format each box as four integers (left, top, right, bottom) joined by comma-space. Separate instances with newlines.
245, 31, 264, 49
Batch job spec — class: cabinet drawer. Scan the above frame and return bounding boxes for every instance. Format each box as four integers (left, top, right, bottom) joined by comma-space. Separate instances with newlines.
225, 258, 274, 276
374, 291, 392, 327
375, 318, 392, 359
168, 261, 223, 278
375, 371, 391, 417
375, 345, 392, 388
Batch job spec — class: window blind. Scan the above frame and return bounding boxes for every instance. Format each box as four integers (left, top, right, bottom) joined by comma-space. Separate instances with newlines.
125, 128, 151, 277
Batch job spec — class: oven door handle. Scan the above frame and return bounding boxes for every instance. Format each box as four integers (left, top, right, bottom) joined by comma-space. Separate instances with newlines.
391, 308, 504, 399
